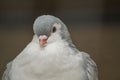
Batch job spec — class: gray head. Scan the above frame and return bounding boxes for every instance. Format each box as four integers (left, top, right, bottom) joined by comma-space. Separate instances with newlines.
33, 15, 72, 46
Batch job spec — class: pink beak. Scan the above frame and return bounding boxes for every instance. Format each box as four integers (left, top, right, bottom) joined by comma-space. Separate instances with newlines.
39, 35, 48, 46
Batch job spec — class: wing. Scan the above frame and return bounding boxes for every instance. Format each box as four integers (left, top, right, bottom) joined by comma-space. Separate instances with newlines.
2, 61, 13, 80
82, 52, 98, 80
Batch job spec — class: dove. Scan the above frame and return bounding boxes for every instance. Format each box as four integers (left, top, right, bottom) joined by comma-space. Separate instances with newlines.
2, 15, 98, 80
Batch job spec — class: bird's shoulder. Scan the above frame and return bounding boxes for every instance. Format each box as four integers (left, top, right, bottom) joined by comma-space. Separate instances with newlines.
80, 52, 98, 80
2, 61, 13, 80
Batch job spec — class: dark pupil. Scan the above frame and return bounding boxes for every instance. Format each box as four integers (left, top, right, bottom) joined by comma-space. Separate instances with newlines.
52, 27, 56, 33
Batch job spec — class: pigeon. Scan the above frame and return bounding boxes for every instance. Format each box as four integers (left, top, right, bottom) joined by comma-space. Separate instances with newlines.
2, 15, 98, 80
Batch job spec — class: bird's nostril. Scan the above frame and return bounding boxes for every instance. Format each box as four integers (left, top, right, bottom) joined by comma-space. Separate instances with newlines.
39, 35, 48, 40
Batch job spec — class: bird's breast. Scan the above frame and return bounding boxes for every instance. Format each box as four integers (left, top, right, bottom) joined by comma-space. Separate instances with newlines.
11, 41, 86, 80
22, 53, 85, 80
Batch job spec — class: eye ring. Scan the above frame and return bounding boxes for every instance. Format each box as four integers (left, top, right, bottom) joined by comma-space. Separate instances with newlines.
52, 26, 56, 33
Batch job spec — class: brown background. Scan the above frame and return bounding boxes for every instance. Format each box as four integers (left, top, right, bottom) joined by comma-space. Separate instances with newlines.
0, 0, 120, 80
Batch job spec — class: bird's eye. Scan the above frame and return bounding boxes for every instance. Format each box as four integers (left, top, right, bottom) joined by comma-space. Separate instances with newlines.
52, 26, 56, 33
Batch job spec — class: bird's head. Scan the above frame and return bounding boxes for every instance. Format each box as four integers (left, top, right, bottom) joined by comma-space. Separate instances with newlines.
33, 15, 72, 47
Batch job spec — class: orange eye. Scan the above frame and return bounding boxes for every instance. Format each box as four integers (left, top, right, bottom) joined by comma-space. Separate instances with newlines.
52, 27, 56, 33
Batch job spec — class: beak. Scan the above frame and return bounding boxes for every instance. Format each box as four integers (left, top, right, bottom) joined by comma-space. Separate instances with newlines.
39, 35, 48, 47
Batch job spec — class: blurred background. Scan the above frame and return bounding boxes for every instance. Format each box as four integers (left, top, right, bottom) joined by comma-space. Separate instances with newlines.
0, 0, 120, 80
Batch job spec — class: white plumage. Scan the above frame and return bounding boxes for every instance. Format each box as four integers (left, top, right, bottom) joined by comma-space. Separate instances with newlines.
2, 15, 98, 80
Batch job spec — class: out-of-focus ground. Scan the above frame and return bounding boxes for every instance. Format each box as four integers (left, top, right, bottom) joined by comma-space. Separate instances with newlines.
0, 25, 120, 80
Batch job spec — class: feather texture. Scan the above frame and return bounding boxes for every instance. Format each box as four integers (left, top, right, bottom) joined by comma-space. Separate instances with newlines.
2, 15, 98, 80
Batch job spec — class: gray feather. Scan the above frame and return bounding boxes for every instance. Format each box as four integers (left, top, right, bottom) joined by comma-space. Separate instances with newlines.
2, 61, 13, 80
82, 52, 98, 80
33, 15, 72, 43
